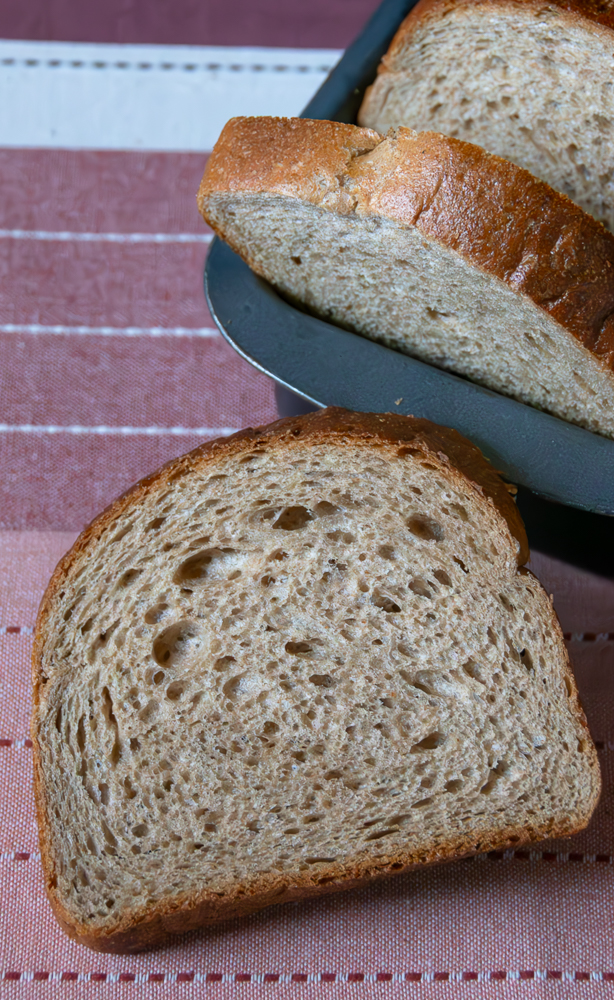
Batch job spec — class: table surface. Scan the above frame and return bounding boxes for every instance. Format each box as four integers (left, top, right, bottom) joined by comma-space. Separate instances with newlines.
1, 0, 613, 994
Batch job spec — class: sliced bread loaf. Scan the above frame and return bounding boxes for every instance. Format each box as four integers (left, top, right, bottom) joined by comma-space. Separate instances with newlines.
198, 117, 614, 438
33, 408, 600, 952
358, 0, 614, 230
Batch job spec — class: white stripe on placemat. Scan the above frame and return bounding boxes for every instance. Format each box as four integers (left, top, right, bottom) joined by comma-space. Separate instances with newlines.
0, 425, 238, 437
0, 229, 213, 243
0, 324, 219, 337
0, 40, 341, 151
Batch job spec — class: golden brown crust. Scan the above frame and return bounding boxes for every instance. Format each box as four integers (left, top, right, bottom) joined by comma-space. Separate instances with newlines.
34, 408, 600, 954
198, 119, 614, 371
49, 809, 593, 953
198, 117, 381, 208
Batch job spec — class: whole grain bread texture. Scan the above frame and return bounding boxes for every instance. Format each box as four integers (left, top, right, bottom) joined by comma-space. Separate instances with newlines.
358, 0, 614, 231
198, 117, 614, 439
33, 408, 600, 953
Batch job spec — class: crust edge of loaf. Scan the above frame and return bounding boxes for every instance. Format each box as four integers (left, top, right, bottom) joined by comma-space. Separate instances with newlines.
39, 800, 599, 954
198, 118, 614, 378
32, 408, 601, 953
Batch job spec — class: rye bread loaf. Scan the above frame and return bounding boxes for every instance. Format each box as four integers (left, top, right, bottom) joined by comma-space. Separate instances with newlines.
358, 0, 614, 230
33, 408, 600, 953
198, 117, 614, 438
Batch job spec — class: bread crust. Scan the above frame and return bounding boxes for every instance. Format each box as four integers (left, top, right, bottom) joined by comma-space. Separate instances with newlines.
33, 409, 599, 953
199, 118, 614, 372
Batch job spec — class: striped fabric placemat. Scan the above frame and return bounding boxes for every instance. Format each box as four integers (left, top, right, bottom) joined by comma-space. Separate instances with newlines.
1, 1, 613, 993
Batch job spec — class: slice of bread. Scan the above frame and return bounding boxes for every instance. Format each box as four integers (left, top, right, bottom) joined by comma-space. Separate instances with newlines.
33, 408, 600, 953
358, 0, 614, 230
198, 117, 614, 439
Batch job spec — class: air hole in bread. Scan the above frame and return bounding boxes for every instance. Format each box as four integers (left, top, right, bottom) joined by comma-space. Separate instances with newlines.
365, 827, 398, 841
407, 515, 444, 541
371, 592, 401, 613
480, 764, 507, 795
272, 506, 313, 531
109, 523, 133, 544
409, 578, 432, 598
165, 682, 186, 702
377, 544, 395, 560
463, 660, 486, 684
100, 819, 118, 854
407, 671, 440, 696
117, 568, 141, 590
285, 641, 314, 655
314, 501, 339, 516
396, 446, 421, 459
214, 656, 236, 672
410, 732, 446, 753
222, 675, 245, 702
152, 621, 201, 668
309, 674, 335, 688
139, 699, 159, 721
144, 603, 169, 625
174, 548, 245, 585
101, 687, 121, 766
146, 516, 166, 531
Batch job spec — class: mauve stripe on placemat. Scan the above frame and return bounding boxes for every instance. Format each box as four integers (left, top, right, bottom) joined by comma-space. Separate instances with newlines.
0, 0, 381, 50
0, 241, 212, 328
0, 150, 211, 234
0, 335, 261, 427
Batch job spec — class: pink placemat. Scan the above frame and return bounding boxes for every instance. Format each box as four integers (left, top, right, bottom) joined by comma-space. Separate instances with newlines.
2, 2, 614, 993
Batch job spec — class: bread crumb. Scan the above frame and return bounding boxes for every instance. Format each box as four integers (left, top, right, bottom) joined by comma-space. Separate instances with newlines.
395, 398, 403, 405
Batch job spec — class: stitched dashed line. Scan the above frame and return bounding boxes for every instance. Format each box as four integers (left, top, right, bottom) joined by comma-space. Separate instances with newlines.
0, 58, 334, 74
0, 626, 33, 636
0, 851, 40, 862
0, 324, 219, 338
0, 228, 213, 243
1, 970, 612, 983
0, 424, 238, 437
2, 845, 613, 865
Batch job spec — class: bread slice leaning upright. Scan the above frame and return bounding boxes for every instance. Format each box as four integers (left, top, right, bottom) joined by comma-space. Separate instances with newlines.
33, 408, 600, 952
198, 117, 614, 439
358, 0, 614, 231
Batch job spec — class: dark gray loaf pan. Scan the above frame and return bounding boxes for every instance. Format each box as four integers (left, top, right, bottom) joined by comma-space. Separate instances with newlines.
204, 0, 614, 574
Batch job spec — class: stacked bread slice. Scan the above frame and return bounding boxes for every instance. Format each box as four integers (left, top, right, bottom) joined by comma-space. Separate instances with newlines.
199, 116, 614, 438
358, 0, 614, 231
